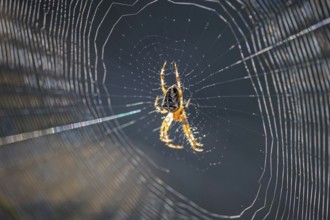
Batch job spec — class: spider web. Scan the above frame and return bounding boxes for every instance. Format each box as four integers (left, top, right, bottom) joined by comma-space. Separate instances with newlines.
0, 0, 329, 219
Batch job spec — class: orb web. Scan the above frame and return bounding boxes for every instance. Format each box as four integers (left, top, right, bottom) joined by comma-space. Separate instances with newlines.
0, 0, 329, 219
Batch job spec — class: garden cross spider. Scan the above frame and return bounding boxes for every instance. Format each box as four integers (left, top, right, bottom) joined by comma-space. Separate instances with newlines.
154, 61, 203, 152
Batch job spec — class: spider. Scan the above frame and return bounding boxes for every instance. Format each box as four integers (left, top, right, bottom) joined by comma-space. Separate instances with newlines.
154, 61, 203, 152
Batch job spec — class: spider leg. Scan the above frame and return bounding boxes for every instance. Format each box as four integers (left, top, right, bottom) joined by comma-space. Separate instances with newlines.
184, 98, 191, 109
181, 113, 203, 152
160, 113, 184, 149
174, 62, 184, 105
160, 113, 173, 142
154, 96, 167, 114
160, 61, 167, 95
166, 142, 184, 149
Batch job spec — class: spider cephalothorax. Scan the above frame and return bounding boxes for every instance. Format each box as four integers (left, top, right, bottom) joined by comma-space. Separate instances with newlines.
154, 61, 203, 152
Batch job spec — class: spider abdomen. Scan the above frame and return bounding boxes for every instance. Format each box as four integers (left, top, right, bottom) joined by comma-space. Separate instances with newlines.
162, 85, 180, 112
